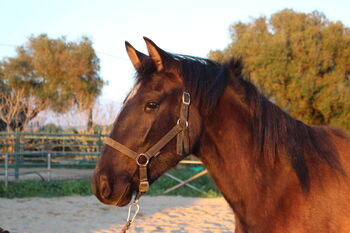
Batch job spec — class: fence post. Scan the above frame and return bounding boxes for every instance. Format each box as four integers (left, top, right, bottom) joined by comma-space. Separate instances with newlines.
5, 153, 8, 188
97, 132, 102, 153
14, 130, 20, 181
47, 153, 51, 181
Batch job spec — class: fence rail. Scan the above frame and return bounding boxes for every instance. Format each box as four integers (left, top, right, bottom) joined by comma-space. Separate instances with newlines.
0, 131, 107, 153
0, 131, 108, 180
1, 132, 205, 193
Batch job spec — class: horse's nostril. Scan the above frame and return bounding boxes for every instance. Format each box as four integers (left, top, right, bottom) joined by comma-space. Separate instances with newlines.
99, 175, 111, 199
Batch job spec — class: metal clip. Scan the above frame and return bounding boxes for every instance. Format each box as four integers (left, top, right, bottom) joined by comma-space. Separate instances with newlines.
126, 200, 140, 224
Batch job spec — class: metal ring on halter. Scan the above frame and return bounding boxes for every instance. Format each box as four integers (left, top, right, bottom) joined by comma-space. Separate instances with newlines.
177, 119, 189, 128
182, 92, 191, 105
136, 153, 149, 166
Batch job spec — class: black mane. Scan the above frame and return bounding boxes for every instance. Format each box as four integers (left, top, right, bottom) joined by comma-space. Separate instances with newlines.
174, 54, 229, 113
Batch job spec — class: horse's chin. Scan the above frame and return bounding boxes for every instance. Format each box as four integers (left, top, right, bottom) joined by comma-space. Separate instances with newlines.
114, 184, 133, 207
115, 192, 133, 207
96, 183, 133, 207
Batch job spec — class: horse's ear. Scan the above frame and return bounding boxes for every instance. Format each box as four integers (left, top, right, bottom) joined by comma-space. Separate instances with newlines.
143, 37, 168, 72
125, 41, 148, 70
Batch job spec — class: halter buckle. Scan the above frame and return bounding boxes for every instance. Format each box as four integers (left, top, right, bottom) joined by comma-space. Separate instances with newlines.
177, 119, 189, 128
182, 92, 191, 105
139, 180, 149, 193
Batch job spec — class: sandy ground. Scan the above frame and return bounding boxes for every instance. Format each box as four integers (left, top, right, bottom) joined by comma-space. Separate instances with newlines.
0, 195, 235, 233
0, 168, 93, 181
0, 168, 235, 232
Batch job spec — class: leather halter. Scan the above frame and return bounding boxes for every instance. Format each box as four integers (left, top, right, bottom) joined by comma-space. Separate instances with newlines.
104, 92, 191, 194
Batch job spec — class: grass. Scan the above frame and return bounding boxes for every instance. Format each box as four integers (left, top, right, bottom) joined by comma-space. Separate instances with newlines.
0, 179, 92, 198
0, 167, 221, 198
147, 167, 221, 197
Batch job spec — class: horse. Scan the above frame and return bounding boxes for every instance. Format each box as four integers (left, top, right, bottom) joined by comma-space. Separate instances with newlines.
0, 228, 10, 233
92, 37, 350, 233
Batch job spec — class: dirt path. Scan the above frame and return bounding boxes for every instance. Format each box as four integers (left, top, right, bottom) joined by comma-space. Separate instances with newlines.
0, 168, 93, 181
0, 196, 235, 233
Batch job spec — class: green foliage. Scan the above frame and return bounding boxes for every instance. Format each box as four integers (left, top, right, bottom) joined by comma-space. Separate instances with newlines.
148, 167, 221, 197
39, 123, 64, 133
92, 124, 113, 134
0, 34, 104, 131
0, 179, 92, 198
209, 9, 350, 133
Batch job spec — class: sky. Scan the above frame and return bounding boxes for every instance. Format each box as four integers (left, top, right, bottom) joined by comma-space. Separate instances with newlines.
1, 0, 350, 104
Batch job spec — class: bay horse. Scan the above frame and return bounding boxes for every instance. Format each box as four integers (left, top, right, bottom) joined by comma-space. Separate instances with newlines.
92, 37, 350, 233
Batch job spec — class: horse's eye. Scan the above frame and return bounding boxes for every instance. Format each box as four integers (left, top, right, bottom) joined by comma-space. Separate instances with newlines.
145, 102, 160, 112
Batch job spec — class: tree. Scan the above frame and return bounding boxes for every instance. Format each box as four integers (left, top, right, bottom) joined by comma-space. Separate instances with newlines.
0, 34, 104, 131
0, 87, 25, 132
209, 9, 350, 133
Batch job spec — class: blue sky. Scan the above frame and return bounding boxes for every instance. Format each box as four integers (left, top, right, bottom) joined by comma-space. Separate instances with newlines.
1, 0, 350, 103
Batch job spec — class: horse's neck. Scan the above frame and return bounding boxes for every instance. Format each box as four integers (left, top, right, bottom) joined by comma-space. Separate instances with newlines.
197, 87, 298, 229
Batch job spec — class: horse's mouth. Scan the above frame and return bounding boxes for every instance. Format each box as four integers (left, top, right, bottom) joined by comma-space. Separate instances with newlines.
94, 182, 133, 207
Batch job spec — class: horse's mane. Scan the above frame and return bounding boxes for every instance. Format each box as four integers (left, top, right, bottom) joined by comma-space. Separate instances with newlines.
230, 62, 344, 191
136, 54, 344, 191
136, 53, 228, 112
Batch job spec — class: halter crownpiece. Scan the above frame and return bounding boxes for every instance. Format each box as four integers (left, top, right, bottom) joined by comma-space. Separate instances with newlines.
103, 91, 191, 193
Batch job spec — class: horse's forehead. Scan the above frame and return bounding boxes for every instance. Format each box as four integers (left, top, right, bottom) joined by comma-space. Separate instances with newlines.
124, 82, 142, 103
124, 74, 177, 105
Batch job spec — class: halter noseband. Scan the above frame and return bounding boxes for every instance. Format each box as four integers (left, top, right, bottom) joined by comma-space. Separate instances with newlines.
103, 92, 191, 194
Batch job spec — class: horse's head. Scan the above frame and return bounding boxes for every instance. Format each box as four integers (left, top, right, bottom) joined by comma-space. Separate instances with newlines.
92, 38, 202, 206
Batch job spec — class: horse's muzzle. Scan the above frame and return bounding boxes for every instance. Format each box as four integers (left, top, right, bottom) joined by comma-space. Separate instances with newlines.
92, 173, 132, 206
